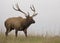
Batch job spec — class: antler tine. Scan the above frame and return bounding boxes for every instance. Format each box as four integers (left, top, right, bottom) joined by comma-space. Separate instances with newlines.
32, 13, 38, 17
30, 5, 35, 12
13, 5, 18, 11
32, 5, 35, 12
13, 3, 27, 17
30, 5, 38, 17
13, 3, 20, 11
16, 3, 20, 11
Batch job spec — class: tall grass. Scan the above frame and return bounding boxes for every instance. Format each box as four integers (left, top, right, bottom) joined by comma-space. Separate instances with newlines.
0, 34, 60, 43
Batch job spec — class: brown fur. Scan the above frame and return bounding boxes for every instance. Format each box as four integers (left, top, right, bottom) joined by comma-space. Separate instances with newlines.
5, 16, 35, 37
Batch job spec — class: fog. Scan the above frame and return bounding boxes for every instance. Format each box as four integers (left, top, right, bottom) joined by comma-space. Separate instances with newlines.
0, 0, 60, 36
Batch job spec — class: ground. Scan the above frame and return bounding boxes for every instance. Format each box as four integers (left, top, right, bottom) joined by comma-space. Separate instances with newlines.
0, 34, 60, 43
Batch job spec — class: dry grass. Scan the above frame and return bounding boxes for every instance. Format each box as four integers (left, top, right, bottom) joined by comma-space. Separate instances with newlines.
0, 34, 60, 43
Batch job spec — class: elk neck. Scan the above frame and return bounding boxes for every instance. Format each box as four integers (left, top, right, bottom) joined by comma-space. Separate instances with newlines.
21, 19, 32, 30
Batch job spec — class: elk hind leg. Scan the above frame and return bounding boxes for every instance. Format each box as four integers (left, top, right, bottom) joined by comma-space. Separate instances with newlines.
5, 28, 12, 36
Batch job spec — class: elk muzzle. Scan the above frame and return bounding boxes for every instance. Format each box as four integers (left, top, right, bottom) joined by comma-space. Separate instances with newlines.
32, 20, 35, 23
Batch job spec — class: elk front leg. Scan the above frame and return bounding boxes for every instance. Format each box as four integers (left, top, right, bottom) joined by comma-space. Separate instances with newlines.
23, 29, 27, 37
15, 30, 18, 37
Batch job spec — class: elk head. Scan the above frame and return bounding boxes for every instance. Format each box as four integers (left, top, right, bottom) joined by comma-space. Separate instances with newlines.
13, 3, 38, 24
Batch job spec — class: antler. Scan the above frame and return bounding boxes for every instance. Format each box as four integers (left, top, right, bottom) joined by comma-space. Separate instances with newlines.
13, 3, 27, 16
30, 5, 37, 17
30, 5, 35, 12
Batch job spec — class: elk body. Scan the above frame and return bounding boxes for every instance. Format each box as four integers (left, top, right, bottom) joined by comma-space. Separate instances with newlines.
4, 3, 37, 37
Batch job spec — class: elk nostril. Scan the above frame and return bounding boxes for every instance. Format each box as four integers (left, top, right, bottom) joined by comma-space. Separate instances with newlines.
34, 21, 35, 23
33, 21, 35, 23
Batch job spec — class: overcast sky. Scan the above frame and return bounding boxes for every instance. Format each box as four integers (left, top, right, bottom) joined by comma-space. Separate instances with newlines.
0, 0, 60, 36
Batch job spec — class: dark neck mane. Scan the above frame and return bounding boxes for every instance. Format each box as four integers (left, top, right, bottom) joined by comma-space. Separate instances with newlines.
22, 19, 32, 30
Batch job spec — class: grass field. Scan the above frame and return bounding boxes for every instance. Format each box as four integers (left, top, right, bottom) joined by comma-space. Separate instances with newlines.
0, 34, 60, 43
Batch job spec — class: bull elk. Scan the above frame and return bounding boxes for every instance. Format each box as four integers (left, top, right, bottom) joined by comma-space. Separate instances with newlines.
4, 3, 38, 37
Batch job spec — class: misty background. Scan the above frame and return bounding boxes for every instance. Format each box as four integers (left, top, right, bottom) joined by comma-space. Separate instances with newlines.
0, 0, 60, 36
